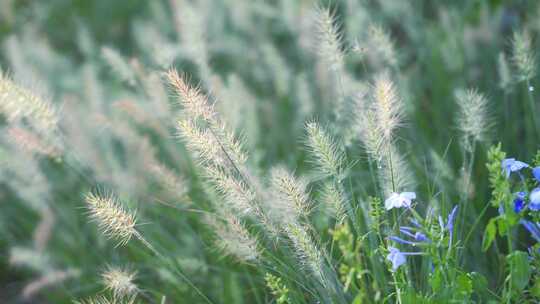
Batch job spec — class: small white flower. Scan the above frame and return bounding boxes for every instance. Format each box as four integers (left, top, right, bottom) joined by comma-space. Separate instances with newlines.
384, 192, 416, 210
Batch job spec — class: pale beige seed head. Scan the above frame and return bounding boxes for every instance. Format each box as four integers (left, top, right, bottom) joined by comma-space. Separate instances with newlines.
305, 121, 344, 177
7, 126, 60, 158
101, 46, 135, 85
85, 192, 137, 246
372, 73, 402, 143
358, 108, 385, 161
206, 214, 259, 262
270, 167, 311, 221
177, 119, 226, 166
314, 6, 344, 72
166, 69, 215, 121
205, 165, 256, 215
512, 30, 536, 82
320, 182, 345, 222
455, 88, 489, 151
74, 295, 136, 304
101, 266, 138, 298
497, 52, 512, 92
285, 223, 325, 285
367, 24, 397, 68
0, 73, 59, 134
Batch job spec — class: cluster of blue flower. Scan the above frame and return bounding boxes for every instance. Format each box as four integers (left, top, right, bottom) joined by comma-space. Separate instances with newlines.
502, 158, 540, 243
384, 191, 458, 271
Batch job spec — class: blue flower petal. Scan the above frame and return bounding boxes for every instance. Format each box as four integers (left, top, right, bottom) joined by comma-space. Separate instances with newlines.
521, 220, 540, 242
514, 198, 525, 213
502, 158, 529, 178
389, 236, 417, 246
530, 188, 540, 211
446, 205, 458, 232
514, 192, 527, 213
534, 167, 540, 182
414, 232, 430, 242
387, 247, 407, 272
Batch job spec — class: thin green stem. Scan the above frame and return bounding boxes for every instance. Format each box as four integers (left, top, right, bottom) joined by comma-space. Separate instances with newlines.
526, 79, 538, 141
135, 233, 215, 304
392, 272, 402, 304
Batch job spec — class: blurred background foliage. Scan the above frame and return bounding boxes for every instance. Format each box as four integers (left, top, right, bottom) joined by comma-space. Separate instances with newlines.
2, 0, 540, 303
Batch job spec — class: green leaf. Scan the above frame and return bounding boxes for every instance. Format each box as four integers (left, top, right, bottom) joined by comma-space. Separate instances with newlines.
497, 217, 508, 236
456, 273, 473, 300
507, 251, 531, 292
352, 293, 364, 304
470, 272, 489, 298
429, 267, 443, 293
482, 218, 497, 251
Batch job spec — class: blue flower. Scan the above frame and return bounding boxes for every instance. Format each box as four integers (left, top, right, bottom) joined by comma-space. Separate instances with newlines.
386, 247, 423, 272
530, 188, 540, 211
521, 220, 540, 242
447, 205, 458, 247
533, 167, 540, 182
394, 227, 430, 244
387, 247, 407, 271
414, 232, 429, 242
399, 226, 416, 238
501, 158, 529, 178
388, 236, 418, 246
384, 192, 416, 210
513, 191, 527, 213
446, 205, 458, 233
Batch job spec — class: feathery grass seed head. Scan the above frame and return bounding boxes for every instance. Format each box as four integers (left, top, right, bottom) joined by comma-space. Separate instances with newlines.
0, 73, 59, 134
305, 121, 344, 177
372, 73, 403, 144
85, 192, 137, 246
205, 165, 256, 215
101, 266, 138, 298
314, 6, 344, 72
206, 214, 259, 262
367, 24, 398, 68
512, 30, 536, 82
177, 119, 226, 166
455, 88, 490, 151
498, 52, 513, 92
271, 167, 312, 221
167, 69, 215, 122
285, 223, 325, 285
320, 182, 346, 222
